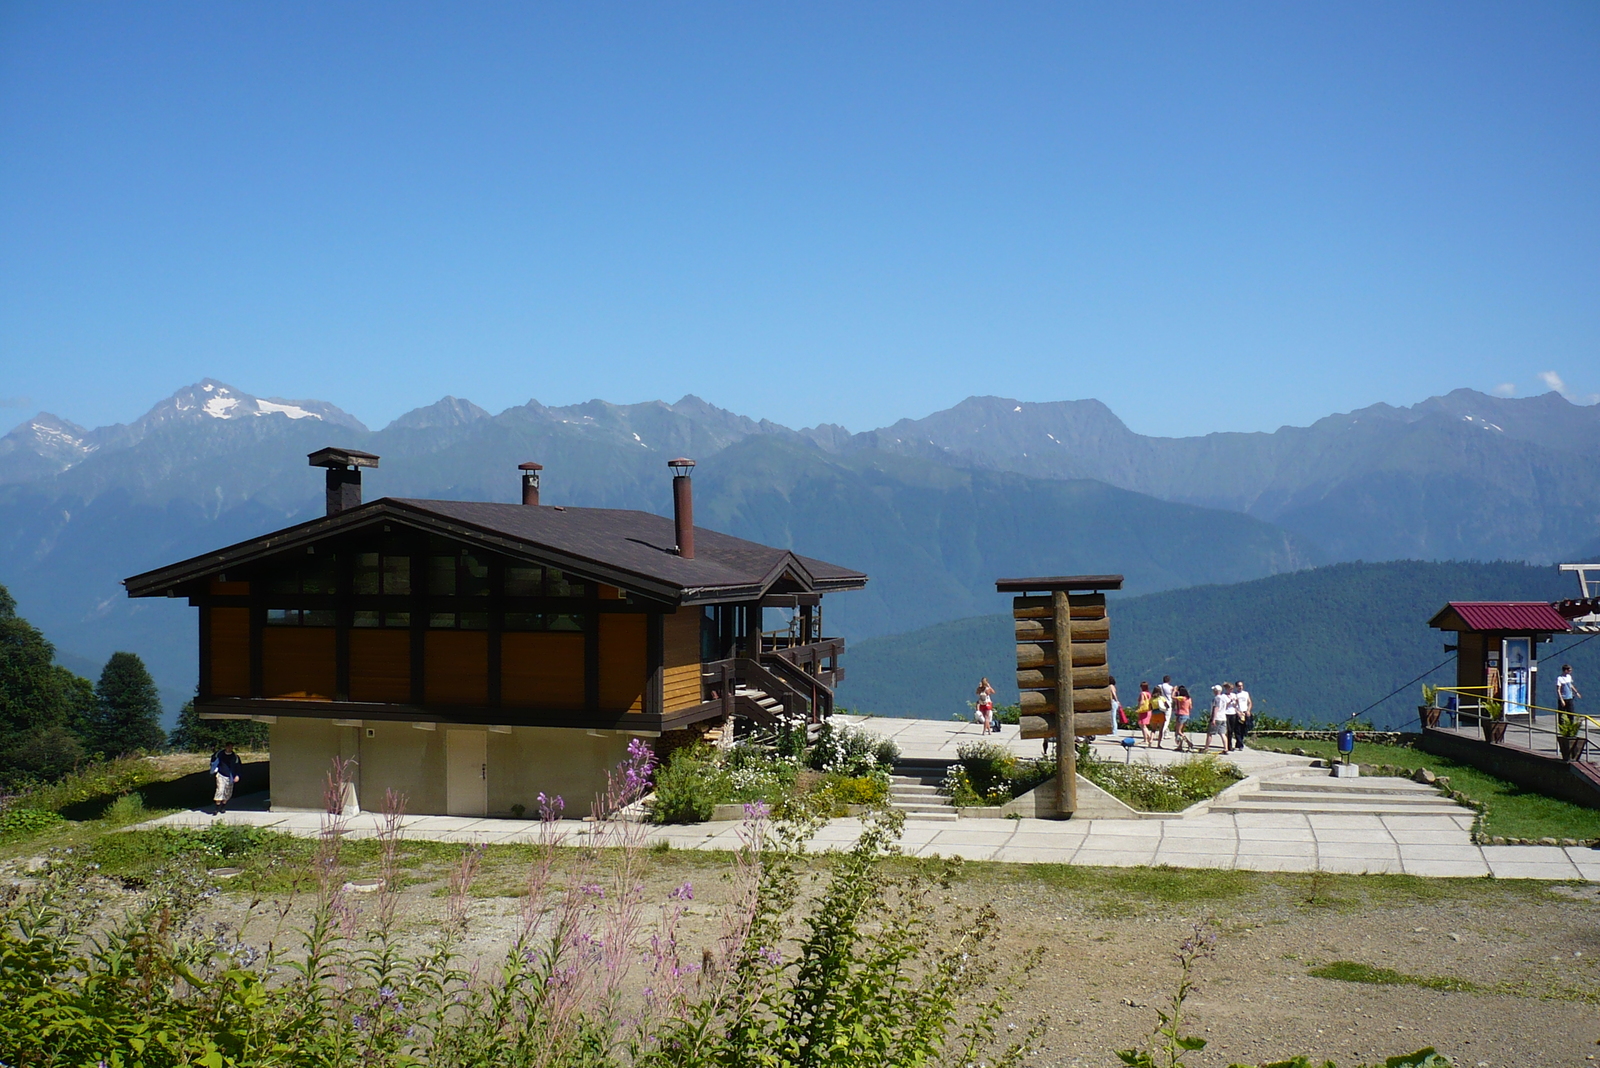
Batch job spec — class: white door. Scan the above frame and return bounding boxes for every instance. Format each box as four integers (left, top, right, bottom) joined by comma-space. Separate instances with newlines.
446, 730, 488, 816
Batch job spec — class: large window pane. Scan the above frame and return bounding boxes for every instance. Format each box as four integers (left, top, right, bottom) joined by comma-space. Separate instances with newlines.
382, 555, 411, 595
353, 610, 380, 628
353, 553, 381, 595
428, 556, 457, 596
462, 553, 490, 597
505, 566, 543, 597
548, 569, 583, 598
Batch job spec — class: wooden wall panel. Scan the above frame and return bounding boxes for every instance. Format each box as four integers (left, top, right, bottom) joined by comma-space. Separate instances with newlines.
350, 630, 412, 704
262, 628, 337, 699
599, 613, 647, 713
502, 632, 585, 709
210, 607, 251, 697
425, 631, 489, 706
661, 610, 703, 712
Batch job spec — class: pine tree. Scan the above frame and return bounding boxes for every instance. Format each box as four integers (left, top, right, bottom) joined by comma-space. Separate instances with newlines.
169, 699, 268, 752
90, 652, 166, 756
0, 582, 91, 785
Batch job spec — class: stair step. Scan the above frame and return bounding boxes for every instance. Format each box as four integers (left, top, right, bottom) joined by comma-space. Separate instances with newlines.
1267, 777, 1440, 796
1248, 789, 1456, 806
1216, 799, 1470, 815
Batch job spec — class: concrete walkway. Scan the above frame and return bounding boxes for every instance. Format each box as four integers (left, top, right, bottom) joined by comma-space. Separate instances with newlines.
140, 804, 1599, 881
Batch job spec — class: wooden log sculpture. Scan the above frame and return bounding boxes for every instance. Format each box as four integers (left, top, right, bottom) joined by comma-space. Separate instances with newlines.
1000, 575, 1123, 818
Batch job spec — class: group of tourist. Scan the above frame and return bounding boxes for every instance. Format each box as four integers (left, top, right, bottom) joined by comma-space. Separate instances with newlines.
1113, 675, 1254, 751
972, 673, 1257, 752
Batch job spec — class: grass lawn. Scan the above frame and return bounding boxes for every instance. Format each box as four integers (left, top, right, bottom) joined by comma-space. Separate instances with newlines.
1251, 738, 1600, 840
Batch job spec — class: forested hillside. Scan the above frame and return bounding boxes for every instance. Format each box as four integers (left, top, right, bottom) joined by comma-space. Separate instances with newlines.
837, 560, 1600, 728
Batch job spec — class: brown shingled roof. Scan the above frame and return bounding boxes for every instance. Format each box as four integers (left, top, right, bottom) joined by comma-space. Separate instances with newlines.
125, 497, 866, 606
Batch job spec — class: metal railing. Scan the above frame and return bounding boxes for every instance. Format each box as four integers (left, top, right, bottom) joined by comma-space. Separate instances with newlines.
1431, 685, 1599, 761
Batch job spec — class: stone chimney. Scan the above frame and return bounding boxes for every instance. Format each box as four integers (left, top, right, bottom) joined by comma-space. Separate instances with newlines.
668, 458, 695, 559
519, 462, 543, 506
308, 447, 380, 516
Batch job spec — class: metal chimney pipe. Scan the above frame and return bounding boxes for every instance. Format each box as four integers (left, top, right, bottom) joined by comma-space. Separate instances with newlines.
519, 462, 543, 506
668, 458, 696, 559
307, 447, 380, 517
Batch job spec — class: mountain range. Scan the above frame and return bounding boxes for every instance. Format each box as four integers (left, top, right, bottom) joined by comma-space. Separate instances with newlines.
1, 380, 1595, 719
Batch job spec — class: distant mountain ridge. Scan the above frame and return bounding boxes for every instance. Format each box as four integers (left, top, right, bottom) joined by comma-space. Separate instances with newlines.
0, 379, 1594, 714
852, 389, 1600, 562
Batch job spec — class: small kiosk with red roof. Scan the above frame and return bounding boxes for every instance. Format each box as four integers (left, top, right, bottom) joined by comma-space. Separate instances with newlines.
1427, 601, 1572, 734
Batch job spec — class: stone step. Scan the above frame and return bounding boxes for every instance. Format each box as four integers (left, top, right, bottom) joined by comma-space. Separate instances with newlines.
889, 784, 944, 797
894, 808, 959, 822
1264, 778, 1442, 797
1214, 798, 1470, 816
1250, 786, 1452, 804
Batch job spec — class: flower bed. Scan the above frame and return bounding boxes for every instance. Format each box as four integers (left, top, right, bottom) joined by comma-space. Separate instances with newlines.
1076, 752, 1243, 812
649, 723, 896, 824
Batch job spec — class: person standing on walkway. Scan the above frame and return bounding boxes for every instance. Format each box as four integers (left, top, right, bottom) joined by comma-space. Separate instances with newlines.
1202, 684, 1227, 752
1218, 682, 1239, 751
975, 677, 996, 734
1108, 675, 1121, 734
1557, 664, 1581, 721
1232, 680, 1253, 751
1150, 686, 1170, 748
211, 742, 242, 815
1172, 685, 1194, 751
1135, 682, 1155, 747
1157, 675, 1176, 712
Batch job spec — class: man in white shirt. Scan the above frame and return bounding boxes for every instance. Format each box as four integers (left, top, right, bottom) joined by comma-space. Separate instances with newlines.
1158, 675, 1176, 707
1557, 665, 1581, 720
1231, 680, 1253, 751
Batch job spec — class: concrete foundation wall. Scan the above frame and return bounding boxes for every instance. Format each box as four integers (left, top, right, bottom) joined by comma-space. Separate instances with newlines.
269, 718, 635, 816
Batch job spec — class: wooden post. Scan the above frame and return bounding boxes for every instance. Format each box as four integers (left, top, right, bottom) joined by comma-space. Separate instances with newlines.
1053, 590, 1077, 815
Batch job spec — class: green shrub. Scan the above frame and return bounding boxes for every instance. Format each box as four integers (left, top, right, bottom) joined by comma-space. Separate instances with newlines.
993, 703, 1021, 725
942, 742, 1056, 807
101, 791, 147, 826
819, 773, 889, 810
0, 806, 64, 840
650, 743, 727, 824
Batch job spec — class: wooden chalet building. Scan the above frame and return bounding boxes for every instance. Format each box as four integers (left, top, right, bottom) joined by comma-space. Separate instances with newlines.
125, 449, 866, 816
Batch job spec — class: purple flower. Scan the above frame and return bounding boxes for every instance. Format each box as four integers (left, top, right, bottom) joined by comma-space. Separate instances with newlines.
581, 883, 605, 897
743, 801, 770, 821
757, 945, 783, 968
668, 882, 693, 901
352, 1013, 367, 1031
537, 792, 565, 822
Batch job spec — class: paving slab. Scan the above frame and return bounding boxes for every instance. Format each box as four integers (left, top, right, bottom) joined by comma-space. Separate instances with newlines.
989, 844, 1080, 864
1401, 859, 1492, 878
1153, 844, 1235, 865
1318, 857, 1404, 874
1485, 859, 1583, 880
1315, 841, 1401, 860
1152, 836, 1235, 856
1234, 855, 1317, 872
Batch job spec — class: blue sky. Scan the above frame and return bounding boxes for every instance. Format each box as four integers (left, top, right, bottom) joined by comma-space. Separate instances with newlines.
2, 2, 1596, 437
